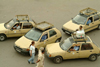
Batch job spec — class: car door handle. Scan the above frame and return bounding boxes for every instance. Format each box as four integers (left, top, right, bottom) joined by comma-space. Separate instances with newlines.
77, 52, 79, 53
90, 51, 92, 52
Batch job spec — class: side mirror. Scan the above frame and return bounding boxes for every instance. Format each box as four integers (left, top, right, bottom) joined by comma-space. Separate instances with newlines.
67, 50, 71, 53
10, 28, 13, 31
86, 24, 89, 26
40, 39, 44, 42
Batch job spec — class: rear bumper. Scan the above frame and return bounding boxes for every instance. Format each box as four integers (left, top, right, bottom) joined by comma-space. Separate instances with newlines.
13, 44, 29, 55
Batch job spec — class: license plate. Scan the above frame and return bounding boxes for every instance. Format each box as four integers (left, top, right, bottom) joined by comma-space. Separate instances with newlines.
16, 48, 21, 52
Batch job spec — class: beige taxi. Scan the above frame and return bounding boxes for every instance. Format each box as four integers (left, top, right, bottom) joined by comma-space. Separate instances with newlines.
45, 35, 100, 64
0, 15, 36, 41
62, 7, 100, 35
14, 21, 62, 55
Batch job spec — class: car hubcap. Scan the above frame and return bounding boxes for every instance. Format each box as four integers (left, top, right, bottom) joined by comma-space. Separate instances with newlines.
56, 58, 60, 63
91, 55, 96, 60
0, 36, 5, 41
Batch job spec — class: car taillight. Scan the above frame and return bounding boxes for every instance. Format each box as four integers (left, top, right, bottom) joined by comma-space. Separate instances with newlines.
49, 54, 51, 57
26, 49, 30, 51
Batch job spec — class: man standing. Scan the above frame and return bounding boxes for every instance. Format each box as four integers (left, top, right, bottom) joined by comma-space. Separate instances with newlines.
36, 47, 45, 67
76, 26, 85, 38
28, 41, 35, 64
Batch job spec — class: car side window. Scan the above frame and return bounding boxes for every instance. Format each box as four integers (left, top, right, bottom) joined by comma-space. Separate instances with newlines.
94, 15, 99, 21
49, 30, 57, 37
86, 17, 93, 25
12, 23, 22, 30
41, 34, 48, 41
81, 43, 93, 50
22, 23, 33, 29
69, 44, 80, 51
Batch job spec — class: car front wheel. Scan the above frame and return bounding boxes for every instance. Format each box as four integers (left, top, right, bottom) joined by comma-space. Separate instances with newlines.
89, 54, 97, 61
53, 56, 62, 64
0, 34, 6, 41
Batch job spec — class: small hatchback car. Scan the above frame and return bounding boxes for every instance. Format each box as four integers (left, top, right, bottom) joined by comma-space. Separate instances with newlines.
45, 35, 100, 64
0, 15, 36, 41
14, 21, 62, 55
62, 7, 100, 35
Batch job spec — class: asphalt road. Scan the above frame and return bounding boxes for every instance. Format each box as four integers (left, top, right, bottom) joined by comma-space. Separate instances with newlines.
0, 0, 100, 67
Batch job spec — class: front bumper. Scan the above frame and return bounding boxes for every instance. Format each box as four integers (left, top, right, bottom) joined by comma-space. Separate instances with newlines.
13, 44, 29, 55
45, 49, 54, 59
62, 28, 73, 35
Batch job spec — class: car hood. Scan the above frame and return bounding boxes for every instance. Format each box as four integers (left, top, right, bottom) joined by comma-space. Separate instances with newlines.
0, 23, 7, 31
63, 20, 80, 31
15, 36, 37, 48
47, 43, 64, 54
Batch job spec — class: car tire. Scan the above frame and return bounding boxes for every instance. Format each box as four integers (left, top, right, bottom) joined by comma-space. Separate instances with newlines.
35, 48, 38, 56
89, 54, 97, 61
0, 34, 7, 41
55, 38, 61, 43
97, 24, 100, 30
53, 56, 62, 64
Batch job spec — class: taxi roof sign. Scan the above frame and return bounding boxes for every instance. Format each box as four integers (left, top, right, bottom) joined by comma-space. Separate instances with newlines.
35, 21, 54, 31
16, 15, 29, 21
80, 7, 97, 16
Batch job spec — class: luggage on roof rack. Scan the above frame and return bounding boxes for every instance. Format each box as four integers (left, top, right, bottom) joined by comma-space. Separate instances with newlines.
72, 34, 87, 43
79, 7, 97, 16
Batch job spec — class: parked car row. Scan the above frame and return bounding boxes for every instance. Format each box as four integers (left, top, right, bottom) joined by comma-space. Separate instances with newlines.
0, 7, 100, 64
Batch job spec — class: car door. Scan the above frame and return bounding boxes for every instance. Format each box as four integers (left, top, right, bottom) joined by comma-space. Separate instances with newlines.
84, 17, 95, 32
37, 32, 49, 48
47, 29, 57, 44
79, 43, 94, 58
21, 22, 33, 36
64, 44, 80, 59
8, 23, 22, 37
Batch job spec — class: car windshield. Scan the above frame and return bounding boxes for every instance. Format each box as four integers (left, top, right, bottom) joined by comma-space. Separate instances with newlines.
25, 28, 42, 41
60, 37, 74, 51
4, 19, 15, 29
72, 14, 87, 25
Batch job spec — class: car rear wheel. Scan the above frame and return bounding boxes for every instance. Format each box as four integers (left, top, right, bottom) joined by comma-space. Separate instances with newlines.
89, 54, 97, 61
0, 34, 6, 41
53, 56, 62, 64
97, 24, 100, 30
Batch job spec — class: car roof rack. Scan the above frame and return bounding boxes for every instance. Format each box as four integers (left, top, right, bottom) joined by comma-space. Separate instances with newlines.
79, 7, 97, 16
16, 15, 29, 22
72, 35, 87, 43
35, 21, 54, 31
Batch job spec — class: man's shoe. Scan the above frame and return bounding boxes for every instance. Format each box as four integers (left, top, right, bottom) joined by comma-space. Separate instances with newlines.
28, 61, 30, 64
